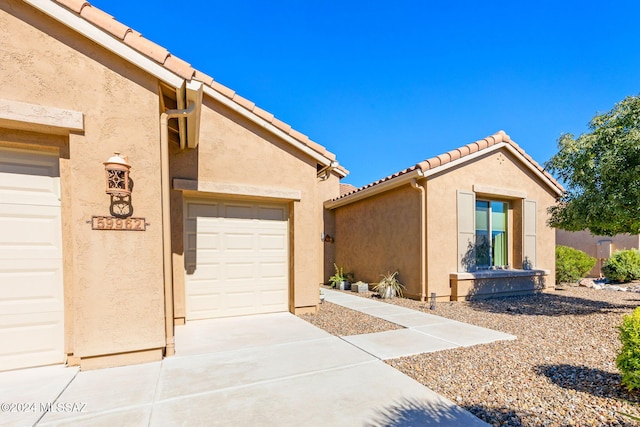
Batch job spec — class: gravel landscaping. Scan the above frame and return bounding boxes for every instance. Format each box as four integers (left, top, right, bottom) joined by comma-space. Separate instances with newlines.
299, 286, 640, 426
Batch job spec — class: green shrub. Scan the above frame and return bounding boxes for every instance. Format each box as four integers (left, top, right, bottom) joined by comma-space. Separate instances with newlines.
603, 249, 640, 282
555, 245, 596, 284
617, 307, 640, 391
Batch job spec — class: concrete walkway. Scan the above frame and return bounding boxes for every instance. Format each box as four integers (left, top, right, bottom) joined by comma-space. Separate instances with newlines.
323, 289, 515, 359
0, 313, 488, 427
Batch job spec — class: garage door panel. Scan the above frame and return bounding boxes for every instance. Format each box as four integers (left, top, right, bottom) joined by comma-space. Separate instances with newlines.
259, 234, 286, 251
0, 173, 60, 207
0, 205, 62, 260
259, 262, 287, 279
185, 200, 289, 320
224, 233, 254, 251
0, 260, 63, 315
193, 231, 220, 250
0, 148, 64, 371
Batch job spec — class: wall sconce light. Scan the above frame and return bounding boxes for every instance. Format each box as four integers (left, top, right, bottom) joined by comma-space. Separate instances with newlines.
104, 152, 131, 197
321, 233, 334, 243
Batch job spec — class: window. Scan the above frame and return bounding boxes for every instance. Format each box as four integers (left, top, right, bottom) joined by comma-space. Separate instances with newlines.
475, 200, 508, 268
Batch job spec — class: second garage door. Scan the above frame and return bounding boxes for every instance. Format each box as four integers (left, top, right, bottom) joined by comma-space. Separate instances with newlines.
0, 148, 65, 371
184, 199, 289, 320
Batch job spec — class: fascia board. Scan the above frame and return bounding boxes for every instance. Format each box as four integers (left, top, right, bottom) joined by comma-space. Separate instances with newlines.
324, 169, 424, 209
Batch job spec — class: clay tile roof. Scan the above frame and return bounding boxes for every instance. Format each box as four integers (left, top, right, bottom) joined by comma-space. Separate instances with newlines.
122, 31, 170, 63
252, 106, 275, 122
193, 70, 214, 87
330, 131, 563, 202
271, 118, 292, 134
340, 183, 358, 196
79, 6, 129, 39
163, 55, 195, 80
232, 94, 255, 111
56, 0, 88, 14
50, 0, 340, 167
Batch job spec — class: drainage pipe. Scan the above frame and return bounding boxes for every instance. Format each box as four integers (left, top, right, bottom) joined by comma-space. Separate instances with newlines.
160, 103, 195, 356
410, 178, 427, 301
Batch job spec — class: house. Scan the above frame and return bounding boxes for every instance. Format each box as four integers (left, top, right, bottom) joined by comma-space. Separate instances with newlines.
0, 0, 346, 371
556, 230, 640, 277
325, 131, 564, 301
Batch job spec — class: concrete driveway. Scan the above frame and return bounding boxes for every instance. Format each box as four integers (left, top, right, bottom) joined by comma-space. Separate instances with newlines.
0, 313, 487, 426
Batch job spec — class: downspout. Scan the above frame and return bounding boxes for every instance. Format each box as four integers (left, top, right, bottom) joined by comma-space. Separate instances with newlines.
160, 102, 195, 356
410, 178, 427, 301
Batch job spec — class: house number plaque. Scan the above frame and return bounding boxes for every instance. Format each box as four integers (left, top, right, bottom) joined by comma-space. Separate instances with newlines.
92, 216, 146, 231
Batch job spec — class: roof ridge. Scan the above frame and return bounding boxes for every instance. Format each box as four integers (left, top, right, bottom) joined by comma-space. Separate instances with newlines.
51, 0, 341, 166
333, 131, 563, 201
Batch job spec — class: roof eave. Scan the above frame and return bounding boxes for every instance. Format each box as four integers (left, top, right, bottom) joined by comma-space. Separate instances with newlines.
325, 169, 424, 209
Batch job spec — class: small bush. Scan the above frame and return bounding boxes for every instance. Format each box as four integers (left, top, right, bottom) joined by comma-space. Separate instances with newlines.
555, 245, 596, 284
603, 249, 640, 282
617, 307, 640, 391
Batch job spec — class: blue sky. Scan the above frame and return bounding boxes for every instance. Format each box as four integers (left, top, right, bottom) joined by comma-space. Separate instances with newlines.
91, 0, 640, 188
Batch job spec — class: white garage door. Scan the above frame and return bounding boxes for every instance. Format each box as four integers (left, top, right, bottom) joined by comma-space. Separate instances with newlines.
0, 148, 65, 371
184, 199, 289, 319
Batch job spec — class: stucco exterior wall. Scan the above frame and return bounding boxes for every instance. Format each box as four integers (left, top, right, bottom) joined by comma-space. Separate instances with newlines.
333, 186, 422, 298
2, 0, 342, 370
426, 149, 557, 299
169, 99, 338, 315
556, 229, 640, 276
1, 1, 166, 367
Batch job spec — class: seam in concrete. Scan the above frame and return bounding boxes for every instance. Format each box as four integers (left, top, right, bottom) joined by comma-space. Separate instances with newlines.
33, 368, 80, 426
153, 359, 380, 405
171, 336, 337, 360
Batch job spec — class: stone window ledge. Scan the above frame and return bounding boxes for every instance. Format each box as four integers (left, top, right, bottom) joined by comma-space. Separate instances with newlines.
450, 269, 550, 280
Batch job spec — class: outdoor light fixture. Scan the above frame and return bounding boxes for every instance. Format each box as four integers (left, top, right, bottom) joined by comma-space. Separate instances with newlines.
104, 152, 131, 197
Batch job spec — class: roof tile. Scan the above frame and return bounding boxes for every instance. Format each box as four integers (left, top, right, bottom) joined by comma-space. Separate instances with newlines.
56, 0, 89, 14
437, 153, 450, 164
123, 31, 170, 63
164, 55, 195, 80
427, 157, 441, 168
476, 138, 489, 150
448, 149, 462, 161
272, 118, 291, 133
193, 70, 214, 86
288, 128, 309, 144
232, 94, 256, 111
209, 80, 235, 99
252, 106, 275, 122
80, 6, 129, 40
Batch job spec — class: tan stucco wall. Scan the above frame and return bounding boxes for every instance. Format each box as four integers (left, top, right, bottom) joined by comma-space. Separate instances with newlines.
331, 147, 558, 301
1, 1, 166, 368
3, 1, 343, 370
425, 149, 557, 299
333, 186, 422, 298
169, 97, 339, 316
556, 229, 640, 276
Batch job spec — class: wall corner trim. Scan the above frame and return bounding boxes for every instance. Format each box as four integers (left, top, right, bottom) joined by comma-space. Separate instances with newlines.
173, 178, 302, 201
0, 99, 84, 134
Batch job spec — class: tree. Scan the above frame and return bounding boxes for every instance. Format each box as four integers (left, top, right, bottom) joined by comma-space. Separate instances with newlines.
546, 95, 640, 236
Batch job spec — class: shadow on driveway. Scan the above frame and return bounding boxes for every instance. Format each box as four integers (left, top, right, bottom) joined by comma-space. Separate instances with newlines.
367, 398, 488, 426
